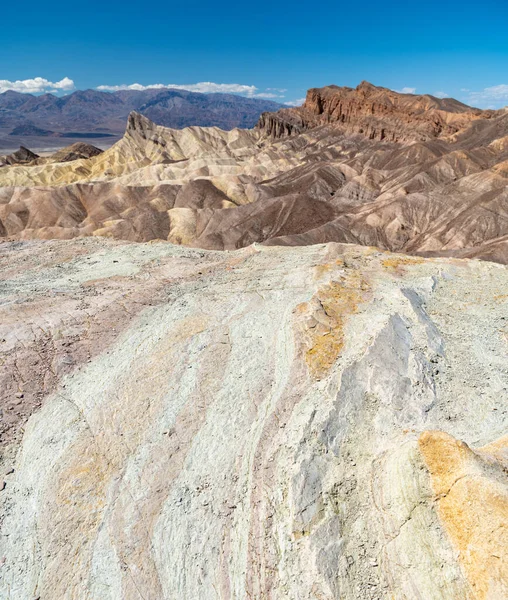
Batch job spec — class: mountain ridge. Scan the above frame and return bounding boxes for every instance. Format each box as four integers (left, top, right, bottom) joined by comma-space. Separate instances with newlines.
256, 80, 492, 142
0, 82, 506, 264
0, 88, 282, 150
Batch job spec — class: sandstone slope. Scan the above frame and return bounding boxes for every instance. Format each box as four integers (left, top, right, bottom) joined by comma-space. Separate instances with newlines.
0, 238, 507, 599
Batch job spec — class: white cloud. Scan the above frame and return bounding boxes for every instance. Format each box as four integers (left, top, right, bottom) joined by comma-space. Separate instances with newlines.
250, 92, 285, 99
396, 87, 417, 94
97, 81, 263, 95
467, 84, 508, 108
97, 83, 166, 92
0, 78, 286, 100
434, 91, 449, 98
0, 77, 75, 94
284, 98, 306, 107
96, 81, 287, 100
460, 88, 470, 92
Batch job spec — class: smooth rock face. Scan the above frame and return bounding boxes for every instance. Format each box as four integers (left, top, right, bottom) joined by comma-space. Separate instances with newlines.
0, 238, 506, 599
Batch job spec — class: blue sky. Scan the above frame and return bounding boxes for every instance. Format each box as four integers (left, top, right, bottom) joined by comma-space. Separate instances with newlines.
2, 0, 508, 108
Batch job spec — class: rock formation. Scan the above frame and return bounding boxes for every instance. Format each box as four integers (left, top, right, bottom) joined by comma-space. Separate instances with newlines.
257, 81, 488, 142
45, 142, 104, 163
0, 146, 39, 167
0, 143, 103, 170
0, 83, 506, 263
0, 238, 506, 599
0, 80, 507, 599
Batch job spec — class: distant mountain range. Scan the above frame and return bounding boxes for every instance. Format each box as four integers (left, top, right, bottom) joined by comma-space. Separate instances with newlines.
0, 88, 282, 150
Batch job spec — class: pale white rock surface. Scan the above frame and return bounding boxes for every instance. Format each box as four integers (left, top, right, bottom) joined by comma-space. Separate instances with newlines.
0, 238, 506, 599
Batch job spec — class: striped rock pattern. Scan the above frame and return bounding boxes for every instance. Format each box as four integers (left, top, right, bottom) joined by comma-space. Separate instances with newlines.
0, 238, 506, 599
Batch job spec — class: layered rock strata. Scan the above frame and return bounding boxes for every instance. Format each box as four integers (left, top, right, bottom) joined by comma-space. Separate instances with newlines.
0, 84, 506, 263
257, 81, 488, 142
0, 238, 506, 599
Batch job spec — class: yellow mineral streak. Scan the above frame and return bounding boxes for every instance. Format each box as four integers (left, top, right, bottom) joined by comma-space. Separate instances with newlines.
39, 434, 112, 595
299, 268, 369, 378
381, 255, 425, 271
419, 431, 508, 600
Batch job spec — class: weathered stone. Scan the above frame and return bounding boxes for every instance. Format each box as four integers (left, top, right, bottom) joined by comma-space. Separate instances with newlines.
0, 238, 506, 599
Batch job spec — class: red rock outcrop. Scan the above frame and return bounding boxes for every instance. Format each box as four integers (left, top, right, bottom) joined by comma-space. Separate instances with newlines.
258, 81, 490, 142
